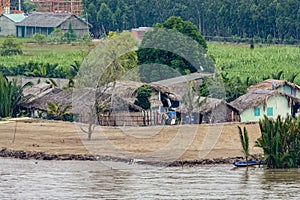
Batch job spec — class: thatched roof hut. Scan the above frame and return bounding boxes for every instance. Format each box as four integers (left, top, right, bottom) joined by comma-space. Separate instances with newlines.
248, 79, 300, 93
230, 88, 300, 113
96, 80, 179, 110
152, 72, 213, 99
22, 87, 73, 112
178, 97, 240, 124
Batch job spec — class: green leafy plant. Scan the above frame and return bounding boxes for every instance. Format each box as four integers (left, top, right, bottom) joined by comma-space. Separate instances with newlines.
33, 33, 47, 45
0, 73, 33, 118
255, 115, 300, 168
1, 36, 23, 56
238, 126, 250, 165
47, 102, 73, 121
134, 86, 153, 110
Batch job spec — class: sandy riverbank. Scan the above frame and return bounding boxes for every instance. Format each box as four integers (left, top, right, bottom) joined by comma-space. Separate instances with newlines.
0, 118, 262, 165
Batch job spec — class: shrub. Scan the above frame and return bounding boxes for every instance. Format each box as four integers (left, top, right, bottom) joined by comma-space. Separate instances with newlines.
33, 33, 47, 45
1, 36, 23, 56
255, 115, 300, 168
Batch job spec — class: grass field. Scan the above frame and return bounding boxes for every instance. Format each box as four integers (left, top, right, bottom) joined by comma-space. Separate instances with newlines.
0, 40, 94, 70
0, 38, 299, 84
208, 42, 300, 84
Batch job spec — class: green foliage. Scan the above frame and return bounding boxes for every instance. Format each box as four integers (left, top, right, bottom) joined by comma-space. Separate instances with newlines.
33, 33, 47, 45
89, 30, 138, 88
238, 126, 250, 163
134, 86, 153, 110
65, 23, 77, 43
81, 33, 93, 44
0, 41, 89, 78
154, 16, 207, 49
49, 28, 65, 43
255, 115, 300, 168
0, 73, 33, 118
137, 16, 211, 82
82, 0, 300, 43
1, 36, 23, 56
23, 0, 37, 13
47, 102, 73, 121
198, 75, 247, 102
208, 43, 300, 85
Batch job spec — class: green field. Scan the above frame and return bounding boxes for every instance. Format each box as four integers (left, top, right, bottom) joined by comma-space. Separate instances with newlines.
208, 42, 300, 84
0, 41, 93, 70
0, 39, 300, 84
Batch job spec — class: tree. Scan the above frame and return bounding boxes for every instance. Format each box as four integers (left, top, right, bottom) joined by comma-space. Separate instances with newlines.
138, 16, 213, 82
155, 16, 207, 49
238, 126, 250, 166
97, 3, 113, 37
1, 36, 23, 56
65, 23, 77, 43
75, 30, 138, 132
79, 105, 97, 140
134, 86, 152, 110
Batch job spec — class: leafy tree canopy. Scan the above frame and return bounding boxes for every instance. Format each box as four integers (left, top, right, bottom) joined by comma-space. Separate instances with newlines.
154, 16, 207, 49
137, 16, 213, 82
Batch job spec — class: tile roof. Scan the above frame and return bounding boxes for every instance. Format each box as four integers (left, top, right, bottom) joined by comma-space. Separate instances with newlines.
16, 12, 76, 27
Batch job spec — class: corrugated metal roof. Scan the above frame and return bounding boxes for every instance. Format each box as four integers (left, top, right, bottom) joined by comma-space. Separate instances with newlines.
16, 12, 75, 28
3, 14, 26, 22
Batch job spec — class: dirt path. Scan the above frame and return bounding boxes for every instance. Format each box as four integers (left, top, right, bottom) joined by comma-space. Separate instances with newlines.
0, 118, 262, 162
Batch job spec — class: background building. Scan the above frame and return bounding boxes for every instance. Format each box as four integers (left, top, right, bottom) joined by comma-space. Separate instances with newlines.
16, 12, 89, 37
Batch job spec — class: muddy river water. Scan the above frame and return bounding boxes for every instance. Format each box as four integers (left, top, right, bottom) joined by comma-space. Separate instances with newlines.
1, 158, 300, 199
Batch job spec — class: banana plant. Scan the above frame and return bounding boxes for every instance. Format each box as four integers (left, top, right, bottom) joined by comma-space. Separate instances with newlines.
0, 73, 33, 118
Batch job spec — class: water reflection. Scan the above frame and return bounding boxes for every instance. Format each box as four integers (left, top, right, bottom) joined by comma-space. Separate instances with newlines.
1, 158, 300, 199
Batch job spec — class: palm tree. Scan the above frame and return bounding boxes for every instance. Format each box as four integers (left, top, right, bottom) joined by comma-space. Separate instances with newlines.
238, 126, 249, 165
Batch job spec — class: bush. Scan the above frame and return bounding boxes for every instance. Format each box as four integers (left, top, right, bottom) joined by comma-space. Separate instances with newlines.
1, 36, 23, 56
33, 33, 47, 45
255, 115, 300, 168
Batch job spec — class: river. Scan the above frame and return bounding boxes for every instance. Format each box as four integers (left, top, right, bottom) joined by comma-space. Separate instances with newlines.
1, 158, 300, 199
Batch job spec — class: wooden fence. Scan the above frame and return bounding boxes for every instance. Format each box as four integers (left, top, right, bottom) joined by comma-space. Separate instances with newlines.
98, 111, 164, 126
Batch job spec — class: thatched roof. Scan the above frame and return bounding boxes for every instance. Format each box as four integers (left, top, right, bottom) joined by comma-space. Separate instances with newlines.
22, 80, 180, 114
151, 72, 213, 87
230, 88, 300, 113
97, 80, 179, 107
22, 88, 73, 111
23, 82, 53, 98
248, 79, 300, 92
177, 97, 238, 114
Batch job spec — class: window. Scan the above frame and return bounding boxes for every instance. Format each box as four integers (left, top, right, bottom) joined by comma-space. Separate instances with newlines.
267, 107, 273, 116
254, 107, 260, 116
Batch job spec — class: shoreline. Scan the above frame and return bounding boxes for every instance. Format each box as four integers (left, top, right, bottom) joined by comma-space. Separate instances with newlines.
0, 119, 263, 166
0, 147, 252, 167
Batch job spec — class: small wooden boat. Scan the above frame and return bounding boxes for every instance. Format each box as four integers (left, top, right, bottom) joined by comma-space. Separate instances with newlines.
234, 160, 262, 167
